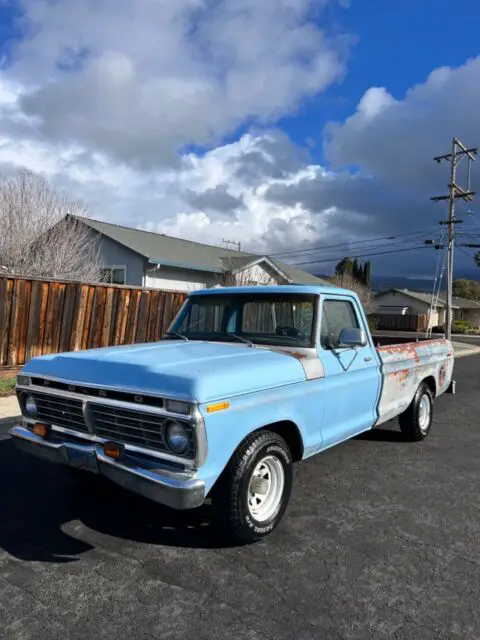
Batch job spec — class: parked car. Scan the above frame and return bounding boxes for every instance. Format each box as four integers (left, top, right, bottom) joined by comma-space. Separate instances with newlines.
10, 285, 455, 543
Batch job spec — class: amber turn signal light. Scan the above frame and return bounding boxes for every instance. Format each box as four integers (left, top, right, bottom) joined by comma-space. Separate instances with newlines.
104, 441, 124, 460
32, 423, 50, 438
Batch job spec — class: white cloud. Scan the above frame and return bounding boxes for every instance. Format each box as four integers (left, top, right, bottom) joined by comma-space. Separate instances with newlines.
7, 0, 349, 168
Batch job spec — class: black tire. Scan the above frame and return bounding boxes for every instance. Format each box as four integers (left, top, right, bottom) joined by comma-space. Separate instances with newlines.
399, 382, 433, 441
212, 430, 293, 544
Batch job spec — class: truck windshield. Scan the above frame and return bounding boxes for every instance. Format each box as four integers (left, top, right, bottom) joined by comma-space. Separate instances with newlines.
169, 293, 317, 347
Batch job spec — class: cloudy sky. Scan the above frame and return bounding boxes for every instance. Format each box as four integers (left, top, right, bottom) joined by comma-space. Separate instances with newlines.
1, 0, 480, 278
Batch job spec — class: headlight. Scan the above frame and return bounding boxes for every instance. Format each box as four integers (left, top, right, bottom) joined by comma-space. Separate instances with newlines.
17, 374, 30, 386
165, 421, 189, 455
23, 394, 38, 417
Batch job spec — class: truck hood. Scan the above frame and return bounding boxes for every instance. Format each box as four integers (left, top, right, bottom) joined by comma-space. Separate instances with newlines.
22, 340, 307, 403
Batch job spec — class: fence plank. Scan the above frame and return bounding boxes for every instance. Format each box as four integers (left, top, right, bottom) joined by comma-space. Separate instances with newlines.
41, 282, 58, 356
0, 276, 186, 367
88, 286, 107, 350
127, 290, 141, 344
36, 282, 50, 358
0, 278, 13, 366
17, 279, 32, 366
101, 287, 115, 347
81, 286, 95, 351
7, 279, 24, 366
135, 291, 151, 343
59, 283, 78, 353
147, 291, 161, 342
51, 283, 66, 354
73, 285, 90, 352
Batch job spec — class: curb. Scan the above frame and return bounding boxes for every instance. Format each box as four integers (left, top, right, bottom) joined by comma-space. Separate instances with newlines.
454, 351, 480, 359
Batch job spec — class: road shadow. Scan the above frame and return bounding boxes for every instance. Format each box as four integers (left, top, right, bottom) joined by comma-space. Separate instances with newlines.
0, 436, 235, 564
355, 427, 407, 442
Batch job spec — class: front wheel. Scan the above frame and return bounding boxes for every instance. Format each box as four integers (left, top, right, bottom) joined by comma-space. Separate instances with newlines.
399, 382, 433, 441
212, 430, 293, 544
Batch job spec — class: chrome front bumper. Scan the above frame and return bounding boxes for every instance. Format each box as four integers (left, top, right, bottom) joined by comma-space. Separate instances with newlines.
9, 425, 205, 510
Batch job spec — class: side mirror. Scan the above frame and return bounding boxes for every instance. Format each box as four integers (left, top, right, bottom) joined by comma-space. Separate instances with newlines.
338, 327, 367, 348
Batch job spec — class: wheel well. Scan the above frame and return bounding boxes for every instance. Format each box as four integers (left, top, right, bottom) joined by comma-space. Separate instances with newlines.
423, 375, 436, 397
261, 420, 304, 462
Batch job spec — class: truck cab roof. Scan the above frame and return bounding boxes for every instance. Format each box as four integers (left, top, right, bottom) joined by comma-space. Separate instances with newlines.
189, 284, 358, 297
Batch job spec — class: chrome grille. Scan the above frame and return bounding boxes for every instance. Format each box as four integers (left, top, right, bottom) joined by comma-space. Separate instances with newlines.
27, 392, 88, 434
90, 404, 196, 459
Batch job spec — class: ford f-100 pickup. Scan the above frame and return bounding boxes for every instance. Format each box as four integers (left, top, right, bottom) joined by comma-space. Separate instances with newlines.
10, 285, 455, 543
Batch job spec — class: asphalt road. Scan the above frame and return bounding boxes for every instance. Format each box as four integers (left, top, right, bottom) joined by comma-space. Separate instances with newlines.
1, 357, 479, 640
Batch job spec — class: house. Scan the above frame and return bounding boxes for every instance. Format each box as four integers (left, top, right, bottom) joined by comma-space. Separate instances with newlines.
374, 288, 480, 329
71, 216, 329, 291
373, 289, 446, 330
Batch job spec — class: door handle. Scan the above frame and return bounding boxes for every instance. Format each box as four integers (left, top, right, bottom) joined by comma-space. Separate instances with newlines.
364, 356, 372, 362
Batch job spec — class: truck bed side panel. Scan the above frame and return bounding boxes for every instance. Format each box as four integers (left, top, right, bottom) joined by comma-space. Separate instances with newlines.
376, 339, 454, 425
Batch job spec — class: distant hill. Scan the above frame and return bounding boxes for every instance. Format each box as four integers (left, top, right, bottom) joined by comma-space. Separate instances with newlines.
370, 276, 436, 293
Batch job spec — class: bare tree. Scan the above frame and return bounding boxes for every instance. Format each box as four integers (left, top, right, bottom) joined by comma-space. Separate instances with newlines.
329, 272, 374, 313
0, 170, 102, 281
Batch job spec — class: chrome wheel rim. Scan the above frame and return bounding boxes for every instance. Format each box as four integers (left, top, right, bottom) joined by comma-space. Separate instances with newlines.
418, 394, 431, 432
247, 455, 285, 522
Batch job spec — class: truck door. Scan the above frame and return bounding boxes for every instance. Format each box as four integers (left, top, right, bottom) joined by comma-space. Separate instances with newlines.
318, 296, 381, 448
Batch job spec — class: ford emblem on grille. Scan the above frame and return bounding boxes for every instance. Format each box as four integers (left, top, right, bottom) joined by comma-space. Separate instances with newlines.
134, 395, 143, 403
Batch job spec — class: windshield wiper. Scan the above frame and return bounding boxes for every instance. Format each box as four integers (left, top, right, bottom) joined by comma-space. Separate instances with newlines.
166, 330, 189, 342
226, 332, 254, 347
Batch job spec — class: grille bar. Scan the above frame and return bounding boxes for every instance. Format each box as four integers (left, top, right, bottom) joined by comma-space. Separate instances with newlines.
27, 392, 89, 434
90, 403, 195, 459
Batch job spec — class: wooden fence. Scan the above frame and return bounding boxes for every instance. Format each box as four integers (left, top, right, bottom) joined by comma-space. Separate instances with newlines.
370, 312, 428, 332
0, 276, 187, 368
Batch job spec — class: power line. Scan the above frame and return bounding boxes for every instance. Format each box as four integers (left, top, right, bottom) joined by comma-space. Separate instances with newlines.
269, 227, 439, 258
287, 243, 430, 267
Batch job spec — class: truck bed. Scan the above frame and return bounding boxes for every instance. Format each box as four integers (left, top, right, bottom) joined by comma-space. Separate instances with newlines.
374, 337, 454, 425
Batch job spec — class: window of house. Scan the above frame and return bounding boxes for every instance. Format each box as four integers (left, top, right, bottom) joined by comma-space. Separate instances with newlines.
101, 266, 126, 285
320, 299, 359, 349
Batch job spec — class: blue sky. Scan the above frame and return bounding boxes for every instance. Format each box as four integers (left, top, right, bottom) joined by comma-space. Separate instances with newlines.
0, 0, 480, 279
282, 0, 480, 156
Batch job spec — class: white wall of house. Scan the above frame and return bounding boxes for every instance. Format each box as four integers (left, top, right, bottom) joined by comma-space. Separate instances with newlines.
144, 265, 218, 291
234, 263, 281, 285
144, 261, 283, 292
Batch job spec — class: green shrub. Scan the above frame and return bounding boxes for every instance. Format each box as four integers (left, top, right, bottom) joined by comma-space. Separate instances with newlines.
0, 376, 16, 396
452, 320, 471, 334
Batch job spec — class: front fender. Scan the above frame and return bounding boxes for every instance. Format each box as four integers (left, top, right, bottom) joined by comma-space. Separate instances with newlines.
196, 380, 325, 494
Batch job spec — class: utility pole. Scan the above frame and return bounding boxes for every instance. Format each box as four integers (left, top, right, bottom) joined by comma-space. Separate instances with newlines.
431, 138, 477, 340
222, 238, 241, 251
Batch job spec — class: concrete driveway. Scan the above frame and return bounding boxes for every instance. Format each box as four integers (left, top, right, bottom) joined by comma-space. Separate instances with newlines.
1, 357, 479, 640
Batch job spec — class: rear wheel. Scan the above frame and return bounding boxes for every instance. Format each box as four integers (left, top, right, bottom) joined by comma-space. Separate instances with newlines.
212, 430, 293, 544
399, 382, 433, 441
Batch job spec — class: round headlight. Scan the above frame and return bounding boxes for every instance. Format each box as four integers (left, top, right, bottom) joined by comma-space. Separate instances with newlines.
165, 421, 189, 455
24, 394, 38, 417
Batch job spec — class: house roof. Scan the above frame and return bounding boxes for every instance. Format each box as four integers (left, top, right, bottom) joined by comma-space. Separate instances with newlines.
375, 288, 447, 307
376, 288, 480, 311
75, 216, 329, 286
451, 296, 480, 309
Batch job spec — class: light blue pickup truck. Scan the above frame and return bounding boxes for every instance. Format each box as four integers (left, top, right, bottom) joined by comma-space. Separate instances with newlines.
10, 285, 455, 543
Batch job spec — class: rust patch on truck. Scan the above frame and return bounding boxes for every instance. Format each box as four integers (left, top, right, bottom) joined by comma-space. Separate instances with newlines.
389, 368, 410, 383
439, 365, 446, 387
